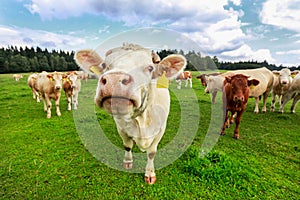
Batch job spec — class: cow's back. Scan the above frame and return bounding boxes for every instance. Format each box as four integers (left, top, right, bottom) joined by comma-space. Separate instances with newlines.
224, 67, 273, 97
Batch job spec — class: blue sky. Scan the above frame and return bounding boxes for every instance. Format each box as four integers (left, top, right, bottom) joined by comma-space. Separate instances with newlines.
1, 0, 300, 67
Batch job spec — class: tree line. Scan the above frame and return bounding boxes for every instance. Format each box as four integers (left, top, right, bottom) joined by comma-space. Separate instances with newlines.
0, 46, 78, 73
1, 46, 299, 74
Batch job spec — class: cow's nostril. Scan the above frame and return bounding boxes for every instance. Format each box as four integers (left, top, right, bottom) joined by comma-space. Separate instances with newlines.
122, 78, 130, 85
101, 78, 107, 85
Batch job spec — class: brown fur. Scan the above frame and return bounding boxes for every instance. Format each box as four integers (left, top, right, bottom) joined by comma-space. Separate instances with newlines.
221, 74, 259, 139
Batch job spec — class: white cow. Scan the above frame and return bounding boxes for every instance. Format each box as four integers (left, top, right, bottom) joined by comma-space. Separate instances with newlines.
279, 73, 300, 113
27, 73, 40, 102
13, 74, 23, 81
270, 68, 299, 112
204, 67, 274, 113
75, 43, 186, 184
37, 71, 64, 118
63, 71, 82, 110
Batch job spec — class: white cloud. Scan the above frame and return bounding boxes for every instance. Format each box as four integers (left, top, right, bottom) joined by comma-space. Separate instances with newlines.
0, 25, 86, 50
220, 44, 276, 63
21, 0, 294, 65
260, 0, 300, 33
24, 0, 94, 20
98, 25, 110, 34
276, 49, 300, 55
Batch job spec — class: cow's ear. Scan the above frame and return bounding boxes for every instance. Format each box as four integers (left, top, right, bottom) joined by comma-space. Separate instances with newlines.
291, 70, 299, 78
248, 79, 260, 87
156, 54, 186, 80
224, 76, 231, 84
47, 74, 53, 81
75, 50, 104, 76
272, 70, 280, 77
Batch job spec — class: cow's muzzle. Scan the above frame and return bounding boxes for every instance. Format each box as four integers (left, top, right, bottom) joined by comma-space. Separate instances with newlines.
234, 96, 244, 102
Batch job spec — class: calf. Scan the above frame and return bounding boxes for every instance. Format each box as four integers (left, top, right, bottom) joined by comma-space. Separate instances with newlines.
75, 43, 186, 184
13, 74, 23, 81
63, 71, 81, 110
270, 69, 298, 112
176, 71, 192, 89
27, 73, 40, 102
221, 74, 259, 139
279, 73, 300, 113
37, 71, 64, 118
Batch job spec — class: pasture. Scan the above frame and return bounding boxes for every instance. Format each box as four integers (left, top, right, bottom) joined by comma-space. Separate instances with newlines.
1, 72, 299, 199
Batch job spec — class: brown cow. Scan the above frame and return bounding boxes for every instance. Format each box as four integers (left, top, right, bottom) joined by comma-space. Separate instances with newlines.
176, 71, 192, 89
63, 71, 81, 110
221, 74, 259, 139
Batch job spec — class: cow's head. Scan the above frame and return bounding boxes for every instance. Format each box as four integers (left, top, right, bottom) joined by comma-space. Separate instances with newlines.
224, 74, 259, 103
47, 72, 63, 90
197, 74, 207, 86
273, 68, 293, 85
66, 71, 79, 89
75, 44, 186, 116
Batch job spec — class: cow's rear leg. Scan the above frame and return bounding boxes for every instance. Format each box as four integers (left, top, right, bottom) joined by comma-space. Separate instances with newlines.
291, 94, 300, 113
254, 97, 259, 113
270, 94, 276, 112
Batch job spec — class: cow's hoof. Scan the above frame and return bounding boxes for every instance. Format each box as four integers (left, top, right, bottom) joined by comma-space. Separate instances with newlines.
123, 161, 133, 169
233, 136, 239, 139
220, 132, 225, 136
145, 176, 156, 185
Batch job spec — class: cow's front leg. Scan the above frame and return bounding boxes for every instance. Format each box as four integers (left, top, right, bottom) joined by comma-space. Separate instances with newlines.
233, 111, 243, 139
123, 145, 133, 169
189, 79, 192, 88
220, 110, 228, 135
211, 91, 217, 104
66, 94, 72, 111
72, 93, 78, 110
176, 80, 181, 89
55, 96, 61, 117
144, 150, 156, 185
120, 133, 134, 169
45, 96, 52, 118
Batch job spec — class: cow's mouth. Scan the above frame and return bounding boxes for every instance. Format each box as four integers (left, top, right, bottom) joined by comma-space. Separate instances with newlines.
100, 96, 137, 115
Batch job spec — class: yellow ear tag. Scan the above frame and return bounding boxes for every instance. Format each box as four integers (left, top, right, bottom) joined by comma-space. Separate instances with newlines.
156, 71, 169, 88
90, 66, 101, 76
49, 77, 53, 81
249, 84, 255, 90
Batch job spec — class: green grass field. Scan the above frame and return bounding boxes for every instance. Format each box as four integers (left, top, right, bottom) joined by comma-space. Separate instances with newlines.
1, 72, 299, 199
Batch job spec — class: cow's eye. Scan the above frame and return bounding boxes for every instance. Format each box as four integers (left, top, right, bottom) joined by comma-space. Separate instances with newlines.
101, 63, 107, 69
147, 65, 154, 72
